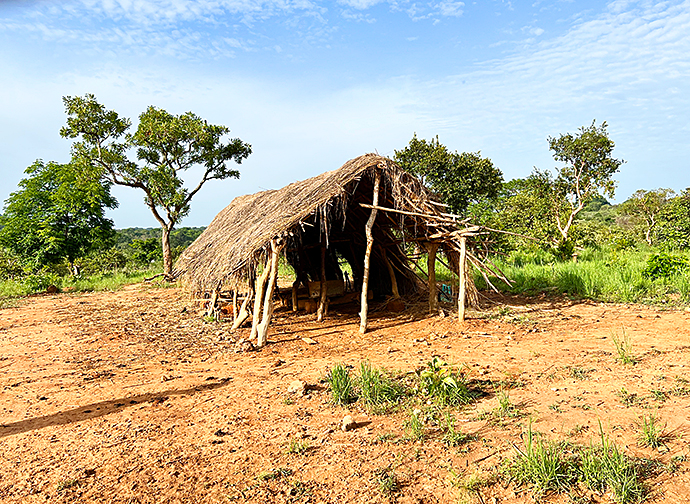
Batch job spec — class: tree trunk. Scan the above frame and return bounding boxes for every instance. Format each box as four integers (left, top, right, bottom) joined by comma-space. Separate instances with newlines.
359, 170, 381, 334
426, 242, 439, 314
161, 225, 173, 279
231, 286, 253, 330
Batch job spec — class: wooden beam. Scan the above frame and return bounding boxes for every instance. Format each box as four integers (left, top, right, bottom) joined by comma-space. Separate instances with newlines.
359, 170, 381, 334
359, 203, 465, 225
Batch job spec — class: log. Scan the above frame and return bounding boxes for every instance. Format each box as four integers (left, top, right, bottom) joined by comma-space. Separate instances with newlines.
359, 170, 381, 334
426, 242, 439, 314
458, 236, 467, 323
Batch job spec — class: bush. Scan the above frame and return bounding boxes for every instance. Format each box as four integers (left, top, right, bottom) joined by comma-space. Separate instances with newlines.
642, 252, 688, 280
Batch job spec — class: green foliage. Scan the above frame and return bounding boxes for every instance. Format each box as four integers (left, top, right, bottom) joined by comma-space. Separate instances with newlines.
620, 189, 675, 245
61, 93, 251, 276
652, 190, 690, 250
0, 160, 116, 270
416, 357, 473, 407
394, 134, 503, 216
637, 414, 666, 449
0, 248, 25, 280
642, 252, 688, 280
325, 363, 355, 405
404, 408, 427, 442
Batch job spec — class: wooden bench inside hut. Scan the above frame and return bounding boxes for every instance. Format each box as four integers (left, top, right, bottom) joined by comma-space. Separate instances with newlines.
174, 153, 485, 347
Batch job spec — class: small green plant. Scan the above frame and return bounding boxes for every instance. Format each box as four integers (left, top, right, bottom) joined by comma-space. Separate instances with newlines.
637, 414, 667, 449
642, 252, 688, 280
405, 408, 427, 442
286, 439, 310, 455
257, 467, 293, 481
450, 469, 495, 502
417, 357, 474, 407
375, 433, 397, 444
441, 412, 473, 447
671, 376, 690, 396
567, 366, 593, 380
612, 330, 636, 365
325, 363, 355, 405
508, 422, 576, 496
358, 361, 405, 413
56, 478, 80, 492
373, 466, 399, 495
616, 387, 642, 408
650, 389, 667, 402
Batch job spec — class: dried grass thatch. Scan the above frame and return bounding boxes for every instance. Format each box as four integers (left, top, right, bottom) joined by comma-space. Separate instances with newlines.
175, 153, 468, 297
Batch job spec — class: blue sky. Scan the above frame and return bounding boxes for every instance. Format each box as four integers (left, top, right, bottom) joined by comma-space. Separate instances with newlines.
1, 0, 688, 228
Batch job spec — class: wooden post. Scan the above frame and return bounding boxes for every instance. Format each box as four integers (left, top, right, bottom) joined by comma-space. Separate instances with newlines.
291, 280, 299, 312
231, 284, 253, 330
426, 242, 439, 314
381, 247, 399, 299
257, 239, 284, 347
205, 289, 219, 318
317, 237, 328, 322
458, 237, 467, 323
359, 170, 381, 334
250, 255, 272, 342
232, 289, 238, 325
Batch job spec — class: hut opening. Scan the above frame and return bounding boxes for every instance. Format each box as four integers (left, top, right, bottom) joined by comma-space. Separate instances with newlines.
174, 153, 488, 346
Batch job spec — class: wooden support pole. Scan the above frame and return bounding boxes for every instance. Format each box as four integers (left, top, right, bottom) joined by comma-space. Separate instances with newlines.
317, 237, 328, 322
205, 289, 219, 317
232, 289, 238, 325
291, 280, 299, 312
426, 242, 439, 314
458, 237, 467, 323
359, 170, 381, 334
257, 239, 284, 347
250, 256, 272, 341
381, 247, 399, 299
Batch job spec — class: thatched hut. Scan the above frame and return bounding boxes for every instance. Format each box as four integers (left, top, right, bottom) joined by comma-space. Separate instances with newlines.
175, 153, 479, 346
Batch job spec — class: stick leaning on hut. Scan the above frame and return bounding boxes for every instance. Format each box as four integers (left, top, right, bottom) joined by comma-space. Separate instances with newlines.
174, 153, 508, 347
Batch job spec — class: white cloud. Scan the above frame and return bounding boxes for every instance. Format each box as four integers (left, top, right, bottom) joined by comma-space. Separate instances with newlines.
436, 0, 464, 17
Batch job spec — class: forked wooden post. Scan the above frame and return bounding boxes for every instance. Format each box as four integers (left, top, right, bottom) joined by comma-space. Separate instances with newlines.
231, 283, 253, 330
426, 242, 439, 314
257, 238, 284, 347
359, 170, 381, 334
458, 236, 467, 322
250, 254, 272, 341
317, 237, 328, 322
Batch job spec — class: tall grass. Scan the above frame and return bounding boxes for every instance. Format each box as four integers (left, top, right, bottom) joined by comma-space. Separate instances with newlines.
478, 246, 690, 305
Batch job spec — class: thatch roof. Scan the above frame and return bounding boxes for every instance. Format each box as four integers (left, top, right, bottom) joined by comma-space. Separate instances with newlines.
175, 153, 458, 295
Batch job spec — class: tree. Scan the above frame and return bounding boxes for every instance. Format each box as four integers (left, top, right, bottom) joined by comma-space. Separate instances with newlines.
0, 160, 117, 273
533, 120, 624, 244
393, 134, 503, 215
620, 188, 675, 245
60, 94, 252, 278
653, 190, 690, 250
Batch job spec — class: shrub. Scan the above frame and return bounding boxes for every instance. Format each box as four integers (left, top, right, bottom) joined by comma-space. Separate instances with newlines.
642, 252, 688, 280
417, 357, 473, 407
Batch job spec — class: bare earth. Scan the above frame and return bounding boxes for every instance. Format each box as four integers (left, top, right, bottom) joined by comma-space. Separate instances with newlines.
1, 284, 689, 503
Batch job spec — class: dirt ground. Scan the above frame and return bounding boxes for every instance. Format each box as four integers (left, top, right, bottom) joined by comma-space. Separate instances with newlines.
1, 283, 689, 503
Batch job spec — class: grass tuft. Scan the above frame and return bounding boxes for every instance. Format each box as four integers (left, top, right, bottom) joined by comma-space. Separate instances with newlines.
325, 363, 355, 405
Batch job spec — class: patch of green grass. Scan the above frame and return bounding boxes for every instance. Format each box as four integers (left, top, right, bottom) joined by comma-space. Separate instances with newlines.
405, 408, 427, 442
373, 466, 399, 495
358, 361, 406, 413
285, 439, 310, 455
580, 426, 646, 504
650, 389, 667, 402
567, 366, 594, 380
441, 411, 473, 447
613, 330, 637, 365
671, 376, 690, 396
56, 478, 80, 492
617, 387, 644, 408
508, 422, 576, 497
257, 467, 293, 481
325, 363, 355, 405
637, 414, 667, 449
